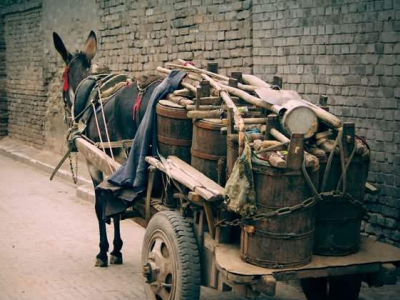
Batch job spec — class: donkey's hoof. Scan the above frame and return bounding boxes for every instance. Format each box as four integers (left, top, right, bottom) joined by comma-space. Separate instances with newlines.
110, 254, 123, 265
95, 258, 108, 267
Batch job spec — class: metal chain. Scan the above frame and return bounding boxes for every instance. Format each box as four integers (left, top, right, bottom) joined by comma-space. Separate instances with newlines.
216, 196, 317, 227
68, 152, 78, 184
324, 191, 367, 214
216, 191, 366, 228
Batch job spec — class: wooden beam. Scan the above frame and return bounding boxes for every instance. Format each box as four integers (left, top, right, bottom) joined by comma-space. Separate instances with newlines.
203, 202, 216, 239
145, 166, 156, 225
74, 137, 120, 176
286, 133, 304, 170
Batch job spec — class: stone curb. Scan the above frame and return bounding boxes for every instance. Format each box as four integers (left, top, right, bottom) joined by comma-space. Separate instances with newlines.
0, 145, 95, 203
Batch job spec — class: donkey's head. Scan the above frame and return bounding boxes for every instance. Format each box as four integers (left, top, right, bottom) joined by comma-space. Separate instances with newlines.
53, 31, 97, 113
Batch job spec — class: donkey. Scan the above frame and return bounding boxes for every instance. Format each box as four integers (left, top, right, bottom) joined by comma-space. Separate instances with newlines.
53, 31, 161, 267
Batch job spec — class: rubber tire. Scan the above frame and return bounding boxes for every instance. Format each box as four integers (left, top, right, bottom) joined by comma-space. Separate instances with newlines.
142, 211, 201, 300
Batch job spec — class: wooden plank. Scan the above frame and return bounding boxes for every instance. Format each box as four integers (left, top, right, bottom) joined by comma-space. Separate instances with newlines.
214, 237, 400, 280
167, 156, 224, 196
145, 156, 224, 202
366, 182, 378, 194
74, 137, 121, 176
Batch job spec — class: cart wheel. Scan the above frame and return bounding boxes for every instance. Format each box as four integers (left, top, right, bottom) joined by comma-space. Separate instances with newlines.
142, 211, 201, 300
301, 278, 328, 300
328, 274, 362, 300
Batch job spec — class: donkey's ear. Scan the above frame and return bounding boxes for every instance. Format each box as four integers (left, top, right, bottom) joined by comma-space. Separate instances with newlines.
53, 32, 71, 64
83, 31, 97, 61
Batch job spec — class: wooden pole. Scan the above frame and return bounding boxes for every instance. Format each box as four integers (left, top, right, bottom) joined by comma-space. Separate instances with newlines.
187, 109, 223, 119
242, 74, 271, 89
74, 137, 120, 176
168, 61, 259, 92
177, 60, 246, 154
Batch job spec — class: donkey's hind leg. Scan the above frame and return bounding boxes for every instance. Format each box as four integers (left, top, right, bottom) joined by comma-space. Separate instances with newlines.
110, 216, 123, 264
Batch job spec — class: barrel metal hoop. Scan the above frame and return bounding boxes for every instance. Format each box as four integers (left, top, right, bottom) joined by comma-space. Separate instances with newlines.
157, 135, 192, 147
156, 106, 187, 119
194, 120, 224, 131
253, 228, 315, 240
242, 254, 312, 269
316, 216, 361, 224
253, 165, 303, 176
191, 148, 226, 161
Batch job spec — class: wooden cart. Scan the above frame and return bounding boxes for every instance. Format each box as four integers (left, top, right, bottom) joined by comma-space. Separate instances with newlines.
73, 136, 400, 300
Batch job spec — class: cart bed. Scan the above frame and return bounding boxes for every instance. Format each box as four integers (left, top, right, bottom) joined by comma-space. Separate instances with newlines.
215, 236, 400, 281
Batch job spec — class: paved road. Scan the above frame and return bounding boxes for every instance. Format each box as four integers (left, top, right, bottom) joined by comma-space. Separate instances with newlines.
0, 154, 399, 300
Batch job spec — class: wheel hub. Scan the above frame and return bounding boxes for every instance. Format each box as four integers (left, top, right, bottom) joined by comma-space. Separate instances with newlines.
143, 262, 157, 283
143, 234, 175, 299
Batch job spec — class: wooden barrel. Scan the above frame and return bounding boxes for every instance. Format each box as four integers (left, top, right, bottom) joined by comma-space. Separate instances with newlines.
156, 100, 192, 163
314, 155, 369, 256
241, 163, 319, 268
191, 119, 226, 184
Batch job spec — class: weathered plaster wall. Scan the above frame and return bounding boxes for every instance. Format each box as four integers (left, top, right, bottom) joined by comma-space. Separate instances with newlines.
41, 0, 101, 153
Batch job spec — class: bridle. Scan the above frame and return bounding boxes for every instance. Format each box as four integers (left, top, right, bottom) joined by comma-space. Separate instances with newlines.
62, 55, 80, 128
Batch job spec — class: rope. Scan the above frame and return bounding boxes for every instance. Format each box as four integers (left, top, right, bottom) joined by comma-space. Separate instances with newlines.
336, 141, 357, 192
92, 103, 113, 174
337, 133, 347, 194
301, 155, 321, 201
97, 87, 115, 161
320, 128, 342, 192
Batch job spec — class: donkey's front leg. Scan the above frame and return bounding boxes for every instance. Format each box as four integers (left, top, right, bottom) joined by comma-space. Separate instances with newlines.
95, 194, 109, 267
89, 163, 109, 268
110, 216, 123, 264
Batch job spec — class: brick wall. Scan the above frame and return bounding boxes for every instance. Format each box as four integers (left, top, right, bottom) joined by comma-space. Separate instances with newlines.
3, 3, 46, 146
96, 0, 253, 76
252, 0, 400, 246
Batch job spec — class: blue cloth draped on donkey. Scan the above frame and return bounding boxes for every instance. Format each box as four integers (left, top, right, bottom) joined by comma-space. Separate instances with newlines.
96, 70, 186, 217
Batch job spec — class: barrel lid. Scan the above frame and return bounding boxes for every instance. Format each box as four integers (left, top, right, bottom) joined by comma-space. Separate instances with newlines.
159, 99, 184, 109
195, 118, 224, 130
280, 101, 318, 138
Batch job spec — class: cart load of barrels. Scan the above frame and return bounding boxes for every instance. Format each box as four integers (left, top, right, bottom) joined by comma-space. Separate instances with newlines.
155, 60, 370, 269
